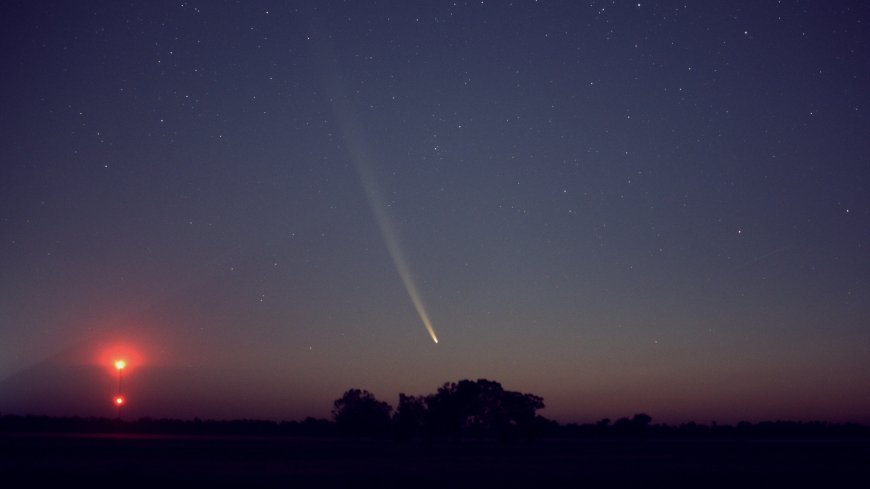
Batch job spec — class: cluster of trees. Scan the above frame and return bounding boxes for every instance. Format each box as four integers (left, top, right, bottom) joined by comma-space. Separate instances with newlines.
333, 379, 547, 440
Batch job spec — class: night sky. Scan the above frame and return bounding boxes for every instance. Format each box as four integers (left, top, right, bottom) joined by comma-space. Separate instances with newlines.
2, 1, 869, 425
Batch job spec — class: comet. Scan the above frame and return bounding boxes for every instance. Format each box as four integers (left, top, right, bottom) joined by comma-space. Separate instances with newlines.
361, 175, 440, 344
312, 37, 440, 344
342, 128, 440, 345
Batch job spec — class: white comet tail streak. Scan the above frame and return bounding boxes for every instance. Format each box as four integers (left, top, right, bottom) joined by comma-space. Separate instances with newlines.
323, 83, 440, 344
364, 188, 440, 345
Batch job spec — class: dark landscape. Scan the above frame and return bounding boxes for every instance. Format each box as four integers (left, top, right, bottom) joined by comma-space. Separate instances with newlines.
4, 1, 870, 486
3, 430, 868, 487
3, 379, 869, 487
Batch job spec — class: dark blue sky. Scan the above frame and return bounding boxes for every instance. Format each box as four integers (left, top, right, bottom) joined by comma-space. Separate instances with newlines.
2, 1, 869, 424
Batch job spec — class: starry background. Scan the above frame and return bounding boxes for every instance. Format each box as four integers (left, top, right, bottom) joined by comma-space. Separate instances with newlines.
1, 0, 869, 425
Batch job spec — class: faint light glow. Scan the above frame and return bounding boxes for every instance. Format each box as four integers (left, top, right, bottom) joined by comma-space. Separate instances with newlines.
114, 395, 125, 406
115, 360, 126, 370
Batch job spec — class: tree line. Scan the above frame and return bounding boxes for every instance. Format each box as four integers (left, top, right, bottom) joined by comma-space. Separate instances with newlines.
2, 378, 868, 440
333, 379, 546, 440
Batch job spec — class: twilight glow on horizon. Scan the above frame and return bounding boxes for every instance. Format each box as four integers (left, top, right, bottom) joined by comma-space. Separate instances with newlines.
1, 1, 869, 425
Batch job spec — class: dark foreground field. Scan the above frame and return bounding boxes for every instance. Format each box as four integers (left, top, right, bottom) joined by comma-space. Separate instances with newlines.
2, 433, 868, 488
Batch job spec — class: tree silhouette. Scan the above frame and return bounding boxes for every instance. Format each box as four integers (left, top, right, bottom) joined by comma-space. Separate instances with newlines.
393, 393, 427, 440
332, 389, 392, 438
423, 379, 545, 439
612, 413, 653, 436
333, 379, 547, 440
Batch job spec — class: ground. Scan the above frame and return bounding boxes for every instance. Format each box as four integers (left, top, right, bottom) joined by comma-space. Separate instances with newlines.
2, 433, 868, 487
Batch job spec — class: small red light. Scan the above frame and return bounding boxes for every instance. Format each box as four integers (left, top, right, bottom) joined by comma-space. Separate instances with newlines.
114, 396, 125, 406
